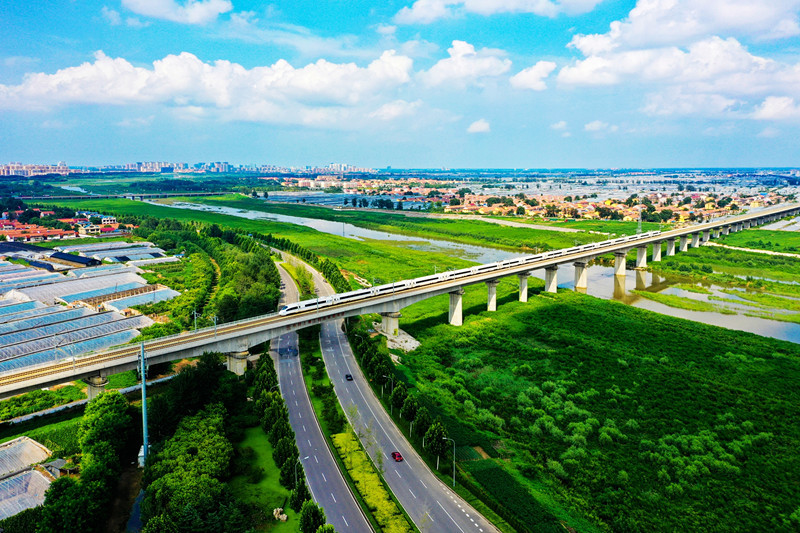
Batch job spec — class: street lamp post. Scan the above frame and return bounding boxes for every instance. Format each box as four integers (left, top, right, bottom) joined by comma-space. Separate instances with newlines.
444, 437, 456, 487
294, 455, 310, 489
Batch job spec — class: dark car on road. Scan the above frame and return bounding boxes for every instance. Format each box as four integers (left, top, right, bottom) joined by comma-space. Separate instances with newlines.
345, 374, 353, 381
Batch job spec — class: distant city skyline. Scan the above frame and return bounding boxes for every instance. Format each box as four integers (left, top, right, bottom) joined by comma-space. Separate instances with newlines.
2, 1, 800, 167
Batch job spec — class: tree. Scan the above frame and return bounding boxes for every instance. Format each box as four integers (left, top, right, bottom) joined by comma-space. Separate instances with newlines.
400, 395, 419, 422
290, 480, 311, 511
516, 206, 525, 215
414, 406, 432, 437
425, 420, 449, 469
316, 525, 336, 533
449, 197, 461, 206
544, 205, 560, 218
79, 391, 131, 452
299, 500, 326, 533
390, 382, 407, 410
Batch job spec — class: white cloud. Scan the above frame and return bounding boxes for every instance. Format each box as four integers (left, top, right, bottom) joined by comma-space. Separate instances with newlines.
757, 126, 780, 138
3, 56, 40, 68
557, 1, 800, 121
643, 89, 739, 117
121, 0, 232, 25
550, 120, 567, 130
420, 40, 511, 87
102, 6, 122, 25
220, 12, 374, 59
752, 96, 800, 120
395, 0, 452, 24
376, 24, 397, 35
584, 120, 617, 132
467, 118, 490, 133
369, 100, 421, 120
510, 61, 556, 90
394, 0, 604, 25
0, 50, 414, 127
574, 0, 800, 52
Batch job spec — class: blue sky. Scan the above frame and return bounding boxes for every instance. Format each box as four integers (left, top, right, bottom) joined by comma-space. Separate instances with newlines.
2, 0, 800, 168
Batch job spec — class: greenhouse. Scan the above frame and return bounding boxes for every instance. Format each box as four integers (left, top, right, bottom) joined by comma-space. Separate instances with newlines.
0, 314, 152, 360
89, 247, 164, 261
0, 300, 42, 316
57, 281, 146, 304
0, 307, 88, 332
0, 438, 50, 478
128, 256, 181, 267
0, 470, 51, 520
56, 241, 153, 254
0, 329, 143, 372
103, 288, 180, 312
7, 272, 148, 304
67, 264, 139, 278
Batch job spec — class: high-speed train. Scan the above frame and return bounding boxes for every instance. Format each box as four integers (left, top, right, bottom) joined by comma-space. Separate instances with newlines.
278, 230, 661, 316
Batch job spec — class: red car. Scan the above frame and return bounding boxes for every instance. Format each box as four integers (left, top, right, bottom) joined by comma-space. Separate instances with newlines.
391, 452, 403, 462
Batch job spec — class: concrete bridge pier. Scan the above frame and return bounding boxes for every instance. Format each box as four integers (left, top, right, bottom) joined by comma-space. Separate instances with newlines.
722, 226, 730, 235
86, 375, 109, 401
635, 270, 647, 290
449, 288, 465, 326
517, 273, 530, 303
743, 220, 751, 229
380, 312, 402, 337
652, 241, 662, 262
573, 261, 588, 292
702, 230, 710, 243
666, 239, 676, 256
544, 266, 558, 294
712, 229, 720, 239
613, 275, 626, 299
614, 252, 627, 277
486, 280, 500, 311
679, 235, 689, 252
635, 246, 647, 269
691, 233, 701, 247
227, 350, 249, 376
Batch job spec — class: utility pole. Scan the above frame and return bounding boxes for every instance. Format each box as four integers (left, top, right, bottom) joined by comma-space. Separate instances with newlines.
140, 342, 149, 463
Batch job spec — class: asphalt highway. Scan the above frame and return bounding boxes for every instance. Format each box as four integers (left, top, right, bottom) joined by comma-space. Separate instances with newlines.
308, 268, 498, 533
272, 264, 370, 532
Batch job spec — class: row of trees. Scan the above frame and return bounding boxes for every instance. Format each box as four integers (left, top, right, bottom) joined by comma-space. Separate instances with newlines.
251, 352, 333, 532
347, 328, 451, 465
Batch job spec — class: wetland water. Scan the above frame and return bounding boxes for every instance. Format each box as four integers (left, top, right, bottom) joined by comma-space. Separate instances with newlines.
158, 201, 800, 344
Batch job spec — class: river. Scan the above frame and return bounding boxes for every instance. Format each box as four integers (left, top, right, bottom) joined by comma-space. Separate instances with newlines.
155, 201, 800, 344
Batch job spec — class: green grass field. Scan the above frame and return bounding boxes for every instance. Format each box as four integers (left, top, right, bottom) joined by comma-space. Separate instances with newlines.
718, 226, 800, 253
228, 427, 300, 532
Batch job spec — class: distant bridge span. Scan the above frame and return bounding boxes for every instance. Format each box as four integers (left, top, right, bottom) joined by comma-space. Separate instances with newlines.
1, 203, 797, 399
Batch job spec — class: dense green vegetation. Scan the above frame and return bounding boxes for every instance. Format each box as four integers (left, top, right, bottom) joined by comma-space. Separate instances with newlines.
718, 226, 800, 253
0, 386, 84, 421
349, 283, 800, 532
30, 392, 136, 533
141, 353, 271, 532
